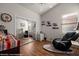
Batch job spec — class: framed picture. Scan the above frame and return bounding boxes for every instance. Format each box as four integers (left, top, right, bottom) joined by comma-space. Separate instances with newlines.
1, 13, 12, 22
52, 23, 59, 29
41, 21, 45, 25
52, 23, 58, 26
46, 21, 51, 26
52, 27, 59, 29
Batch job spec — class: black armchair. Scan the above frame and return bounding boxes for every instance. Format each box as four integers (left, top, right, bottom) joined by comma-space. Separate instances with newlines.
52, 32, 79, 51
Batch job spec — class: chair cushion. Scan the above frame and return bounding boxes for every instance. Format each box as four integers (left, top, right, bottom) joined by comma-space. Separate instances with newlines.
62, 32, 76, 41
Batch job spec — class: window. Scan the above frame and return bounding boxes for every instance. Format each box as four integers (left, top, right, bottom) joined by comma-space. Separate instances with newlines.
62, 13, 78, 33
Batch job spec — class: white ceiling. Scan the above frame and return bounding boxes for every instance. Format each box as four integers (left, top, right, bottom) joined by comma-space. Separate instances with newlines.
18, 3, 57, 15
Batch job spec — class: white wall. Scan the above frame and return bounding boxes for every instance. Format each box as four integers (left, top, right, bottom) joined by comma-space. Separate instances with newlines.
0, 3, 41, 37
41, 3, 79, 41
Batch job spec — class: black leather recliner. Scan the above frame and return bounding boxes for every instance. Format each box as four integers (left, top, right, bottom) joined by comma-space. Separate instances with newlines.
52, 32, 79, 51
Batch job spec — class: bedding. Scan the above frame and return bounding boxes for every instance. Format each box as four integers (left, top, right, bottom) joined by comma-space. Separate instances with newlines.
0, 34, 20, 51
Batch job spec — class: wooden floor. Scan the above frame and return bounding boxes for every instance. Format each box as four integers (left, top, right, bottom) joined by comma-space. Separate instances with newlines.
20, 37, 34, 46
20, 40, 79, 56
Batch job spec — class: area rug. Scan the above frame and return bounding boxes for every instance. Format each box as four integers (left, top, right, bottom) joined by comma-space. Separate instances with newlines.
43, 44, 74, 54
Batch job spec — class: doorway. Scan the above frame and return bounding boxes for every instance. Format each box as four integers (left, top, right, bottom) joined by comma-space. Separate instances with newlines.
28, 21, 36, 40
15, 17, 36, 46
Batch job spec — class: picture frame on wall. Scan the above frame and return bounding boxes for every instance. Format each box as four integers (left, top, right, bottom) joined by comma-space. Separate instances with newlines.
1, 13, 12, 22
52, 23, 59, 29
52, 23, 58, 26
52, 27, 59, 29
41, 21, 45, 25
46, 21, 51, 26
